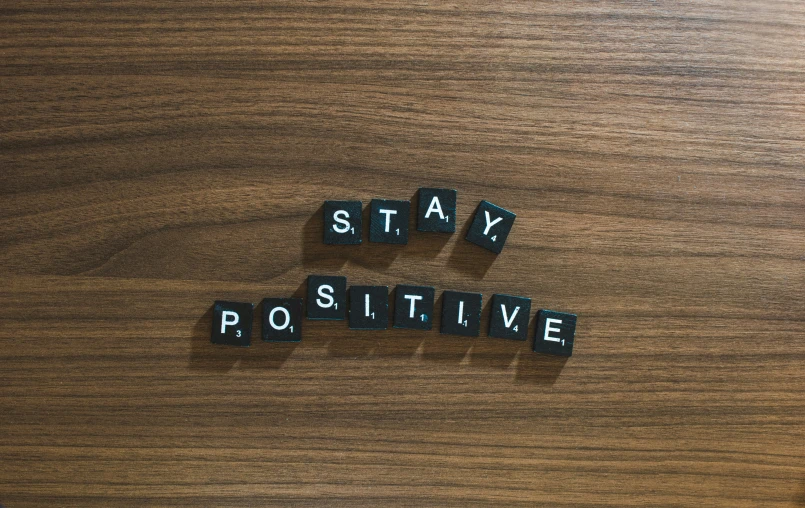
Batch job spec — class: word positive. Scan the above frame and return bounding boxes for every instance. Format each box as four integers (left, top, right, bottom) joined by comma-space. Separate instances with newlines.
211, 276, 577, 357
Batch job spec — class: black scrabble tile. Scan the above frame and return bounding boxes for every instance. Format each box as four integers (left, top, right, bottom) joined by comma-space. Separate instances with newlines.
465, 200, 516, 254
306, 275, 347, 320
440, 290, 482, 337
323, 200, 362, 245
349, 286, 389, 330
533, 310, 577, 357
261, 298, 303, 342
488, 294, 531, 341
417, 188, 457, 233
369, 199, 410, 244
211, 300, 254, 347
393, 284, 435, 330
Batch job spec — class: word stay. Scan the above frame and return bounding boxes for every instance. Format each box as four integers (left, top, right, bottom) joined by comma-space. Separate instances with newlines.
324, 188, 516, 254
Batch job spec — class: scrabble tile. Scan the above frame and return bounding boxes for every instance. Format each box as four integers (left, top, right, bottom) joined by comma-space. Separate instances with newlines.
349, 286, 389, 329
488, 294, 531, 341
369, 199, 410, 244
417, 188, 457, 233
211, 300, 253, 347
323, 200, 362, 245
533, 310, 577, 357
262, 298, 303, 342
306, 275, 347, 320
465, 200, 516, 254
393, 284, 435, 330
440, 290, 482, 337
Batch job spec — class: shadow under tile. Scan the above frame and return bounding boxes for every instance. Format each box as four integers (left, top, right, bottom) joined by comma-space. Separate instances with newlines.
404, 189, 451, 260
188, 305, 246, 372
302, 203, 350, 271
514, 353, 569, 385
239, 292, 301, 370
446, 202, 497, 280
469, 337, 523, 371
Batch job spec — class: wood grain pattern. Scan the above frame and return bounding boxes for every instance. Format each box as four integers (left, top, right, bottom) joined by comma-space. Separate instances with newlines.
2, 1, 804, 506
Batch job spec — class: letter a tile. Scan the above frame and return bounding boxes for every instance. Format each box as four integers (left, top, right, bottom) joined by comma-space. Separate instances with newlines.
417, 188, 457, 233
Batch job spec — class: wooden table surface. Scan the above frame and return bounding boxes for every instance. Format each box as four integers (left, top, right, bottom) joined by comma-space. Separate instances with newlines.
2, 1, 804, 506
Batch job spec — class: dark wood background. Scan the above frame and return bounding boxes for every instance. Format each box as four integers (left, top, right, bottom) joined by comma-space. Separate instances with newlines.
2, 1, 804, 506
